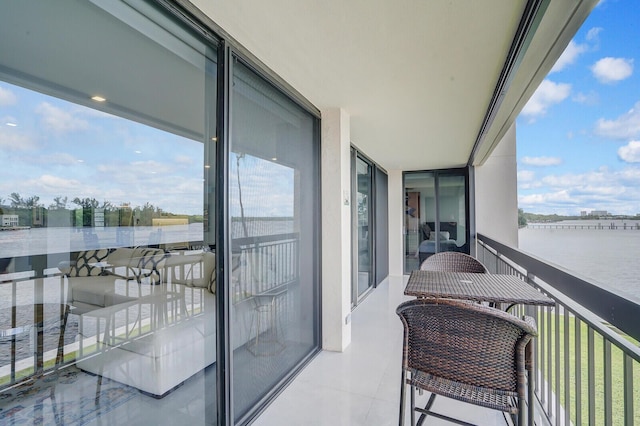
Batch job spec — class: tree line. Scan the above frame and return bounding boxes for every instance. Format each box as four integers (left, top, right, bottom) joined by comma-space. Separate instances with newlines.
0, 193, 201, 227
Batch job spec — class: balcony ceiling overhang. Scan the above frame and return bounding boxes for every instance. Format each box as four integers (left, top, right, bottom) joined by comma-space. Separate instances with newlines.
191, 0, 597, 171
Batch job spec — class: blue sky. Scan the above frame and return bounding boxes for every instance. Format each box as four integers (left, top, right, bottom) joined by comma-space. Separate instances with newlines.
517, 0, 640, 216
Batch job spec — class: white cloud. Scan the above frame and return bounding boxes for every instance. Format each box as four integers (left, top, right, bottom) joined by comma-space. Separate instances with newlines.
586, 27, 603, 42
518, 166, 640, 215
551, 40, 588, 73
175, 155, 195, 166
521, 80, 571, 119
519, 190, 573, 205
0, 86, 17, 106
520, 156, 562, 167
591, 57, 634, 84
0, 127, 36, 151
517, 170, 535, 182
517, 170, 543, 190
572, 91, 599, 106
595, 101, 640, 139
35, 102, 89, 133
618, 141, 640, 163
30, 152, 78, 166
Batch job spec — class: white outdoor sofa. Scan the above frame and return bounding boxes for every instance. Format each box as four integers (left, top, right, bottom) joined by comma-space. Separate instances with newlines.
60, 248, 256, 397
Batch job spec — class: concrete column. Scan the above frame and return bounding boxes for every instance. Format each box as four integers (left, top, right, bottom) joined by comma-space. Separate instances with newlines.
321, 108, 351, 351
388, 170, 404, 277
475, 122, 518, 246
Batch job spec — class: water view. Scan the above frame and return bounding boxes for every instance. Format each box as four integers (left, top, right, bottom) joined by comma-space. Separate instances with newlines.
518, 219, 640, 303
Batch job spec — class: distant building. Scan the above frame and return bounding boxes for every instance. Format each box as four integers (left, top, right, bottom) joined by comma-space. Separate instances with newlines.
591, 210, 609, 216
581, 211, 587, 216
32, 206, 45, 227
1, 214, 19, 227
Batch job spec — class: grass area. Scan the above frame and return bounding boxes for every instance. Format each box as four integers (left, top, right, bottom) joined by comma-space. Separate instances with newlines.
0, 350, 80, 387
536, 312, 640, 425
0, 307, 202, 388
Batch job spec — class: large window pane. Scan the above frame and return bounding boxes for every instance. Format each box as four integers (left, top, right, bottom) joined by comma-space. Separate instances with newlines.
404, 172, 436, 271
230, 58, 319, 420
354, 154, 373, 300
0, 1, 217, 424
438, 175, 468, 253
404, 170, 469, 272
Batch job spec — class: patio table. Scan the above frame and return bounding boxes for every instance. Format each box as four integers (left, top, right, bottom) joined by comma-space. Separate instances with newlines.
404, 270, 555, 426
404, 270, 554, 309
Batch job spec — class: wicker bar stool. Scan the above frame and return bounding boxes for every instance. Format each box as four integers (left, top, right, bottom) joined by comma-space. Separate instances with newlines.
419, 251, 488, 273
396, 299, 537, 426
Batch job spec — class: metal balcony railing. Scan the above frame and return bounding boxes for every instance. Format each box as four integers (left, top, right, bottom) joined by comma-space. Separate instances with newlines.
477, 234, 640, 425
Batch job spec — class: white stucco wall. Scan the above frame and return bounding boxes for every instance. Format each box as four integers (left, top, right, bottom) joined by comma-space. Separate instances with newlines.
321, 108, 352, 351
474, 122, 519, 247
388, 170, 405, 277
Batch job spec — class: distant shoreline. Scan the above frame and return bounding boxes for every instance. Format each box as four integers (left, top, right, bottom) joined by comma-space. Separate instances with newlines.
0, 226, 30, 231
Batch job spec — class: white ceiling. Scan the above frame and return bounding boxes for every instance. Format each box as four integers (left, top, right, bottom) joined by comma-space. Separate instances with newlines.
193, 0, 598, 171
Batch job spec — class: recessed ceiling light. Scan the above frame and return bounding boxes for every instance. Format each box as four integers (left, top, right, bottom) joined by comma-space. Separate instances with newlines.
204, 165, 211, 169
271, 157, 277, 161
5, 122, 17, 127
91, 95, 106, 102
211, 137, 217, 141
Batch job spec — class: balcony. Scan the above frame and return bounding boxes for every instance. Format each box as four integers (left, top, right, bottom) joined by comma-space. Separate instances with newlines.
3, 235, 639, 426
254, 274, 513, 426
255, 238, 640, 425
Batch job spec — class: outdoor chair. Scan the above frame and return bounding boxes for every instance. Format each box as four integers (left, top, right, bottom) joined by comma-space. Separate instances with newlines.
419, 251, 488, 273
396, 298, 537, 426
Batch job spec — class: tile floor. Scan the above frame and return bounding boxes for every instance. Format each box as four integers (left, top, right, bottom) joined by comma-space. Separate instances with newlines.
1, 275, 543, 425
253, 275, 511, 426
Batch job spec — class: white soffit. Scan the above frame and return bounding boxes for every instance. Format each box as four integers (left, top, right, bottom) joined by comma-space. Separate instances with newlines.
195, 0, 594, 171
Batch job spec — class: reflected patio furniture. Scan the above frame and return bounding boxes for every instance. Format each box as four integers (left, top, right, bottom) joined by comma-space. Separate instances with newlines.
77, 286, 215, 397
396, 299, 537, 426
0, 303, 71, 390
247, 285, 288, 357
419, 251, 488, 273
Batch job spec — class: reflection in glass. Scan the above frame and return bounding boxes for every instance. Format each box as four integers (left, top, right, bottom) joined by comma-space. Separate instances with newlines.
403, 171, 468, 273
230, 59, 319, 421
437, 175, 467, 254
0, 1, 217, 424
355, 156, 373, 298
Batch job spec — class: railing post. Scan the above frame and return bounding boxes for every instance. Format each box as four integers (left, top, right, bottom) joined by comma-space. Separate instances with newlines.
604, 339, 612, 426
588, 327, 595, 425
575, 319, 582, 426
547, 306, 552, 419
564, 311, 570, 426
555, 304, 561, 426
623, 354, 634, 426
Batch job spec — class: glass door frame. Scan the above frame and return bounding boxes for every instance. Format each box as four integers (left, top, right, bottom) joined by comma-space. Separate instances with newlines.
402, 167, 470, 275
351, 147, 376, 306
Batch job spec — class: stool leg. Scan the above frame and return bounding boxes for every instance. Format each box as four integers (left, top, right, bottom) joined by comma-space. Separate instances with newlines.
399, 370, 406, 426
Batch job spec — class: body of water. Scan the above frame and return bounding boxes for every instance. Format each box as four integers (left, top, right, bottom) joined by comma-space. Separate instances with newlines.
518, 219, 640, 303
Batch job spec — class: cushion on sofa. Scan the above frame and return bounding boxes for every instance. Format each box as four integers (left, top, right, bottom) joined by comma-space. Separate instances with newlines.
134, 248, 170, 283
68, 275, 139, 311
70, 249, 112, 277
428, 231, 450, 240
204, 252, 216, 293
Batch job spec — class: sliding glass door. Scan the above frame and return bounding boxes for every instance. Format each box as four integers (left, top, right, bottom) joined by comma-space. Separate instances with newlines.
0, 2, 322, 426
0, 1, 219, 423
352, 151, 374, 302
403, 169, 469, 273
229, 56, 320, 422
